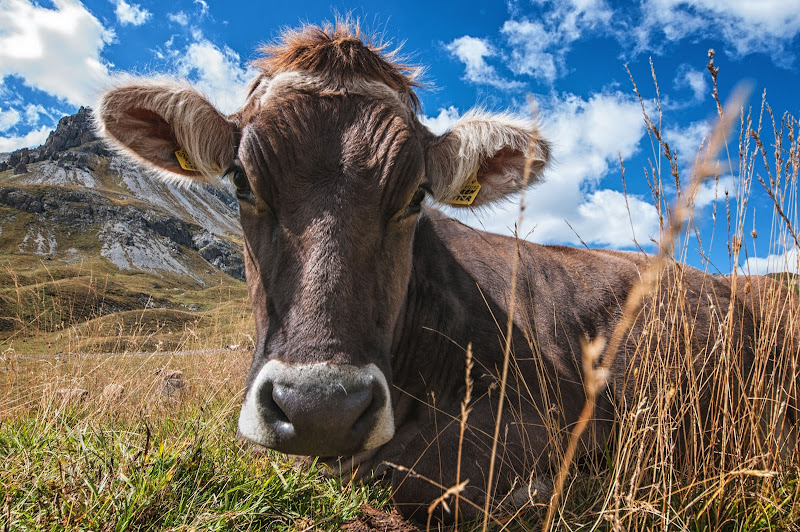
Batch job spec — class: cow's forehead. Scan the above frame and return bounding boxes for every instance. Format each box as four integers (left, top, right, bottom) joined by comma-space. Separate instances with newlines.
234, 72, 426, 215
239, 71, 418, 125
236, 71, 425, 190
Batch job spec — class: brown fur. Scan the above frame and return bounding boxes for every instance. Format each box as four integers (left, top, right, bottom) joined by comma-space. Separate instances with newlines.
253, 21, 422, 111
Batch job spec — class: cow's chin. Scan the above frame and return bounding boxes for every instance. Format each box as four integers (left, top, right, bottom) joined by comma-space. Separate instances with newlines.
236, 360, 395, 457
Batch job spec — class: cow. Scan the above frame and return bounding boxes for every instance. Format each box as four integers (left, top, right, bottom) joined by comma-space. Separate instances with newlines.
95, 22, 798, 525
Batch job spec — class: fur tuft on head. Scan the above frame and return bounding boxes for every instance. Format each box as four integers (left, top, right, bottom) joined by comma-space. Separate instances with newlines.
253, 19, 423, 111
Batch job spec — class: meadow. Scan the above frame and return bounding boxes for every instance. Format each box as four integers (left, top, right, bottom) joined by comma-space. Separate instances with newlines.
1, 60, 799, 531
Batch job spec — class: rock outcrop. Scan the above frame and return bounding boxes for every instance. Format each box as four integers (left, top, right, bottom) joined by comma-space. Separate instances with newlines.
4, 107, 101, 170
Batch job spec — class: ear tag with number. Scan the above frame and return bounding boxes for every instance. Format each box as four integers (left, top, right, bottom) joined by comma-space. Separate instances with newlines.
175, 149, 220, 172
445, 168, 481, 206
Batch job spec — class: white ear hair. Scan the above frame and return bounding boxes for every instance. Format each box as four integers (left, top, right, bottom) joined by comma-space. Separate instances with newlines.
426, 110, 550, 206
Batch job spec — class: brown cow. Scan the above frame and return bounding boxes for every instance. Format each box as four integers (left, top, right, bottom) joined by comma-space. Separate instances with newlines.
95, 23, 798, 524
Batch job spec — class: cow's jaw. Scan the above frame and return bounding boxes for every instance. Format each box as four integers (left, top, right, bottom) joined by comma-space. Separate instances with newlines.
237, 360, 395, 456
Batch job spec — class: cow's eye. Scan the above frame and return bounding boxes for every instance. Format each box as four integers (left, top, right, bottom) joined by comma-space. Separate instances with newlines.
408, 186, 429, 213
226, 166, 251, 200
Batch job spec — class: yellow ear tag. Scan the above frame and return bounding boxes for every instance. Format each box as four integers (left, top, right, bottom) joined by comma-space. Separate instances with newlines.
175, 149, 220, 173
445, 170, 482, 206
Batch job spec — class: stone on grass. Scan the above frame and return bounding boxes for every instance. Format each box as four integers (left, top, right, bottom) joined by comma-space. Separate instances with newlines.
56, 388, 88, 405
154, 369, 186, 397
101, 383, 125, 402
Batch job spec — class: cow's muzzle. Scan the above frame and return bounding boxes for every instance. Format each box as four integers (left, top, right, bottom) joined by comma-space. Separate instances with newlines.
237, 361, 394, 456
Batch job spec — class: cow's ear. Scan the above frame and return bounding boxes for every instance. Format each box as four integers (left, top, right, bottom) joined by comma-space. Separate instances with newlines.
95, 78, 237, 184
425, 111, 550, 207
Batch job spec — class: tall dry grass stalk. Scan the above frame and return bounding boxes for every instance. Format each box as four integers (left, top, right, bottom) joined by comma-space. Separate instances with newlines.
535, 53, 800, 530
542, 61, 749, 529
478, 115, 550, 532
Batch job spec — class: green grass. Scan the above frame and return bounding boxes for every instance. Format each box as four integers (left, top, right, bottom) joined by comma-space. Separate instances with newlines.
0, 398, 392, 531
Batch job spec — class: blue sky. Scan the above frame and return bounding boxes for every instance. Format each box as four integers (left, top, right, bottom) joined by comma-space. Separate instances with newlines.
1, 0, 799, 274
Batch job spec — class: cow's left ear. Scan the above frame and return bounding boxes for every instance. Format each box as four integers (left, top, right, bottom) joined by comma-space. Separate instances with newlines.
425, 111, 550, 207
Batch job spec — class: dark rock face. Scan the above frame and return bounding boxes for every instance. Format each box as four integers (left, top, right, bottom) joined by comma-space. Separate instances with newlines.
41, 107, 97, 160
194, 231, 246, 280
0, 187, 44, 213
6, 107, 98, 167
0, 184, 246, 281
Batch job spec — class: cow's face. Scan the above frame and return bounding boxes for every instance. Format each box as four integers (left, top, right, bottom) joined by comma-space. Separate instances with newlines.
232, 75, 429, 455
95, 39, 549, 458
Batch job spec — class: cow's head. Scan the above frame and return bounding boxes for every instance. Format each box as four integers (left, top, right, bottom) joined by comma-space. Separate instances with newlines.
95, 24, 549, 457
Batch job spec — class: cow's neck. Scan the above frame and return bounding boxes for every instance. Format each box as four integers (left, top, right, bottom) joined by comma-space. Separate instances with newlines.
391, 208, 507, 413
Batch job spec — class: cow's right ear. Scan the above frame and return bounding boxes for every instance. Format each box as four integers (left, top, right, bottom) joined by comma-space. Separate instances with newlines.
95, 78, 237, 184
424, 111, 550, 207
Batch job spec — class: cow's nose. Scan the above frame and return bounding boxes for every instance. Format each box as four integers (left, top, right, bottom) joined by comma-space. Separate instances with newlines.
238, 361, 395, 456
270, 380, 373, 440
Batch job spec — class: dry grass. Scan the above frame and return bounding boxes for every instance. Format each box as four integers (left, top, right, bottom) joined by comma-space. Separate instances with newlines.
472, 52, 800, 531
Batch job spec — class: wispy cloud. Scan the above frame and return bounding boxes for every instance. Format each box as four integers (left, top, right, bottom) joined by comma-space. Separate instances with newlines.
444, 36, 523, 90
0, 124, 50, 152
112, 0, 151, 27
420, 106, 460, 135
674, 64, 708, 103
23, 103, 50, 125
194, 0, 209, 17
501, 0, 613, 83
168, 12, 189, 26
171, 34, 256, 114
0, 107, 21, 132
664, 119, 713, 166
0, 0, 113, 106
635, 0, 800, 63
740, 246, 800, 275
454, 0, 800, 92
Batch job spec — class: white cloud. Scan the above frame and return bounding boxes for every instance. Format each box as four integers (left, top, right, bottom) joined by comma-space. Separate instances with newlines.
637, 0, 800, 60
501, 20, 558, 83
448, 91, 656, 248
24, 103, 49, 125
573, 189, 659, 246
523, 91, 656, 246
693, 175, 733, 208
0, 107, 21, 132
740, 246, 800, 275
674, 64, 708, 102
112, 0, 150, 26
0, 0, 114, 106
444, 36, 523, 90
500, 0, 613, 83
0, 125, 50, 152
664, 119, 712, 166
420, 106, 460, 135
194, 0, 209, 17
174, 37, 255, 114
168, 12, 189, 26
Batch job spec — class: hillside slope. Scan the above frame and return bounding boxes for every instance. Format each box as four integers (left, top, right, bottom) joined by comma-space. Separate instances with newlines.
0, 108, 250, 352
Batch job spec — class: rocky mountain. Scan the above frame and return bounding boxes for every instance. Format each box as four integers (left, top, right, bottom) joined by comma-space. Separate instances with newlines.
0, 108, 245, 283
